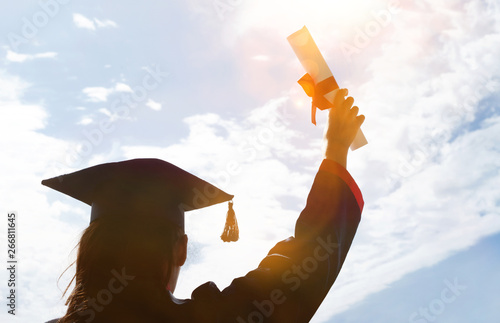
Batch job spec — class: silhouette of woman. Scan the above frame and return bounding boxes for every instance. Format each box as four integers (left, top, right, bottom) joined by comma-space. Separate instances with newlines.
43, 88, 365, 323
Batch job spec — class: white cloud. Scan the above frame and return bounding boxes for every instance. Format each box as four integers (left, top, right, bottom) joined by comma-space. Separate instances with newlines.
98, 108, 112, 116
146, 99, 162, 111
82, 82, 133, 102
0, 69, 85, 323
82, 86, 114, 102
73, 13, 96, 30
73, 13, 117, 31
114, 82, 132, 92
6, 50, 57, 63
95, 18, 118, 28
77, 117, 93, 125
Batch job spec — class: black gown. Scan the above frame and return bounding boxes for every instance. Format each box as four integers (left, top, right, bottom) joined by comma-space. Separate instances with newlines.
46, 159, 364, 323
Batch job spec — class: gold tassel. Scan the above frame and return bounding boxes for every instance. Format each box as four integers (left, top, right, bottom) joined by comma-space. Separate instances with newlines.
221, 200, 239, 242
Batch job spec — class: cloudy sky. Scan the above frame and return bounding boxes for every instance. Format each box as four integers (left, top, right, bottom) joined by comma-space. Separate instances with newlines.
0, 0, 499, 322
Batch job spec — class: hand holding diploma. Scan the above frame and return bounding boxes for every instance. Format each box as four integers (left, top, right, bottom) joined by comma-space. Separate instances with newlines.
287, 26, 368, 151
324, 89, 365, 167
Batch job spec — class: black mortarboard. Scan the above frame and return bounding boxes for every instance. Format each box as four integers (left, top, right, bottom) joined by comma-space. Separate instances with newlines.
41, 158, 239, 242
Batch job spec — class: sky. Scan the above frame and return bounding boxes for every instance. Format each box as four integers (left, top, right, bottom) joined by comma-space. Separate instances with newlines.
0, 0, 499, 322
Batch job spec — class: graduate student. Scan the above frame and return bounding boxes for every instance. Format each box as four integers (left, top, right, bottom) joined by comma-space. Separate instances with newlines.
43, 88, 365, 323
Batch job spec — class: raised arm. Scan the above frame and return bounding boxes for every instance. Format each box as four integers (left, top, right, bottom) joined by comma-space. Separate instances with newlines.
187, 89, 365, 323
272, 89, 365, 320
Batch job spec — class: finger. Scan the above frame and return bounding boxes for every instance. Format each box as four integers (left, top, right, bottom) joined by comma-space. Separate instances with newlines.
349, 106, 359, 118
332, 90, 342, 108
333, 88, 348, 107
355, 114, 365, 127
342, 97, 355, 112
336, 88, 348, 98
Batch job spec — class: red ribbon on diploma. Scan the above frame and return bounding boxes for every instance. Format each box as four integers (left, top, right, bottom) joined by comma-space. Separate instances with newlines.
297, 73, 340, 125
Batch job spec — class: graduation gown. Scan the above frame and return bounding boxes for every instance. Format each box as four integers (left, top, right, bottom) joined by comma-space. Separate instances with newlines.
46, 159, 363, 323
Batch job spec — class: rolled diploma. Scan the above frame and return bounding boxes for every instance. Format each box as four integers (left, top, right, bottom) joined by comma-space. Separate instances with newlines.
287, 26, 367, 151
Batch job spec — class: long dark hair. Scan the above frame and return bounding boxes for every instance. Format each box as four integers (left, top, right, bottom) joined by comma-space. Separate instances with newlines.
59, 214, 184, 323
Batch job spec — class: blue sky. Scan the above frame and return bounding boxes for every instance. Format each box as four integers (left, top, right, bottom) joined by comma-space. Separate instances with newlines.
330, 232, 500, 323
0, 0, 499, 322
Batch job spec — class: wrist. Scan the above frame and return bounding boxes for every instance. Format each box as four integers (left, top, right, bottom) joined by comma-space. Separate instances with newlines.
325, 144, 348, 168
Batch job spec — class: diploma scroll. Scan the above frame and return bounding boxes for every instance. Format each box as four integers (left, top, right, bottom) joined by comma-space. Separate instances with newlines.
287, 26, 368, 151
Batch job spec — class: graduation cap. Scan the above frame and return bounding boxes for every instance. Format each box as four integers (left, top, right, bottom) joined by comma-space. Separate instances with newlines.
41, 158, 239, 242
